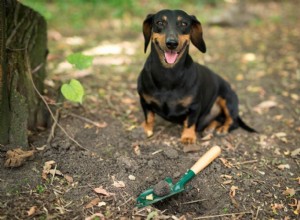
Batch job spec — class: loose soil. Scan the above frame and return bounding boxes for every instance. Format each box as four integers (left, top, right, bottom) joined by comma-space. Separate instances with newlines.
1, 1, 299, 219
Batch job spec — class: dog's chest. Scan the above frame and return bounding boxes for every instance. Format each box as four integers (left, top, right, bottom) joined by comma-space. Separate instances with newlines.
144, 91, 192, 119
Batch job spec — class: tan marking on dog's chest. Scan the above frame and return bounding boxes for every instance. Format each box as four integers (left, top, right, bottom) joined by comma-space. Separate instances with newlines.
177, 96, 193, 107
142, 94, 161, 106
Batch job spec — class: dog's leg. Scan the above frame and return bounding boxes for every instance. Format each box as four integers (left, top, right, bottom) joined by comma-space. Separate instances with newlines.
216, 98, 233, 135
203, 120, 221, 134
142, 111, 155, 137
140, 96, 157, 137
181, 118, 197, 144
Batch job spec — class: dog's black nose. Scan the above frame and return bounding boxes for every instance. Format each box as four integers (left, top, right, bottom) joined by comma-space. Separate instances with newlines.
166, 39, 178, 50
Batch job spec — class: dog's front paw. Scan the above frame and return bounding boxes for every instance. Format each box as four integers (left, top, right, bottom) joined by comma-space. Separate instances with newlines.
216, 126, 229, 136
181, 132, 197, 144
142, 122, 154, 137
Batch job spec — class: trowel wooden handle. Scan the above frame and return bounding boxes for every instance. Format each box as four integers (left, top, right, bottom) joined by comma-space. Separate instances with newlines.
190, 146, 221, 174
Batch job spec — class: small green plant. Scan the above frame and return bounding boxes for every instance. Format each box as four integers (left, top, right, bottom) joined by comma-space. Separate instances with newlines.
36, 184, 45, 194
61, 53, 93, 104
61, 79, 85, 104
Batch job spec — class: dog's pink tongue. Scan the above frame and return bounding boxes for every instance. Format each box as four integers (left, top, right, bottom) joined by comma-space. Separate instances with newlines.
165, 51, 178, 64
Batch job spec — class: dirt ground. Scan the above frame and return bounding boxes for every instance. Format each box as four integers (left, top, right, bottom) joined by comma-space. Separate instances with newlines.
1, 1, 299, 219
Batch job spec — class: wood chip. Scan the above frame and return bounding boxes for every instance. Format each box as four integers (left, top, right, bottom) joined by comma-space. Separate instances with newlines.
85, 198, 101, 209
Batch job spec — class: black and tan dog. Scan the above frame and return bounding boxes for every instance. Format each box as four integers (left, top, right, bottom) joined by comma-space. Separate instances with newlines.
137, 9, 255, 144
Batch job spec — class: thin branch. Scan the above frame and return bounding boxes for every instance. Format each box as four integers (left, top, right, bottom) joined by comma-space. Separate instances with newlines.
118, 197, 134, 207
69, 113, 107, 128
50, 164, 57, 185
181, 199, 208, 205
193, 211, 252, 219
234, 159, 258, 165
254, 207, 260, 220
47, 108, 60, 144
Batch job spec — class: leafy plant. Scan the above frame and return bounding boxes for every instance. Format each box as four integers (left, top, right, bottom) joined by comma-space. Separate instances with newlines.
60, 53, 93, 103
66, 53, 93, 70
61, 79, 85, 104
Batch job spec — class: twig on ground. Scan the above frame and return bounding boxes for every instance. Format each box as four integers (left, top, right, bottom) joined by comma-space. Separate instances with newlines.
50, 164, 57, 185
69, 112, 107, 128
193, 211, 252, 219
152, 149, 163, 155
234, 159, 258, 166
254, 207, 260, 220
47, 108, 60, 144
118, 197, 134, 207
181, 199, 208, 205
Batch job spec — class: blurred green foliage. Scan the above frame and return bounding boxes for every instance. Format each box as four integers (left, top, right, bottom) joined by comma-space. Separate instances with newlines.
21, 0, 221, 29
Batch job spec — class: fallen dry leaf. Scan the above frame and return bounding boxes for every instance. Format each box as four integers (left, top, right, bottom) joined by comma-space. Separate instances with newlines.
133, 145, 141, 156
291, 93, 299, 101
85, 213, 105, 220
277, 164, 290, 170
128, 175, 136, 181
273, 114, 283, 120
85, 198, 100, 209
27, 206, 37, 216
49, 169, 63, 176
5, 148, 35, 168
291, 148, 300, 157
283, 188, 296, 197
273, 132, 288, 143
271, 203, 284, 214
36, 145, 47, 151
121, 98, 136, 105
64, 175, 74, 183
98, 201, 106, 207
183, 144, 201, 153
223, 180, 233, 185
253, 100, 277, 114
93, 187, 115, 196
94, 122, 108, 128
113, 180, 125, 188
42, 161, 67, 182
221, 174, 233, 179
229, 185, 238, 198
219, 158, 233, 168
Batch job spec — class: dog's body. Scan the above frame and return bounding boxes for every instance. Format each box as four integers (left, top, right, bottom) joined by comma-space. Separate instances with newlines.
138, 9, 255, 144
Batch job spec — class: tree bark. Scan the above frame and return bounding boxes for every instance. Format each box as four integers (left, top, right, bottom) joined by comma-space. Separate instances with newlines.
0, 0, 48, 148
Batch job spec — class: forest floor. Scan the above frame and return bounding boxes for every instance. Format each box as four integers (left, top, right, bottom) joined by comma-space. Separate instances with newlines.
1, 1, 299, 219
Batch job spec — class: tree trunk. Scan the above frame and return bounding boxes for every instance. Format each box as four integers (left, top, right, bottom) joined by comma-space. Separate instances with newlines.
0, 0, 48, 148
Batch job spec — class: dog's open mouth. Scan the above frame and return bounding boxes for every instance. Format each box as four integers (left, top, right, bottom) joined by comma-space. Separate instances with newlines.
164, 51, 178, 64
155, 40, 188, 64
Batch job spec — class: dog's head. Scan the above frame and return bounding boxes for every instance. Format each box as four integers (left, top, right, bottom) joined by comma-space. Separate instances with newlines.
143, 9, 206, 67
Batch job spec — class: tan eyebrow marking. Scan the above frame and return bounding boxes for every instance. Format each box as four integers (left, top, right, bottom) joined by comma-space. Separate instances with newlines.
177, 16, 183, 21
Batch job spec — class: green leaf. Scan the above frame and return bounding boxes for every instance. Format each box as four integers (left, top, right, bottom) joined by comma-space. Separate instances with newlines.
61, 79, 84, 104
67, 53, 93, 70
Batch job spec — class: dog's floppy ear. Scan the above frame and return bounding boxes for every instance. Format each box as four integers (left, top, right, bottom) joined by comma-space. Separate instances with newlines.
190, 15, 206, 53
143, 14, 154, 53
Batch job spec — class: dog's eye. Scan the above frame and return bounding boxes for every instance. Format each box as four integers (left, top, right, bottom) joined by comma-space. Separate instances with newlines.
156, 21, 163, 26
180, 21, 188, 27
